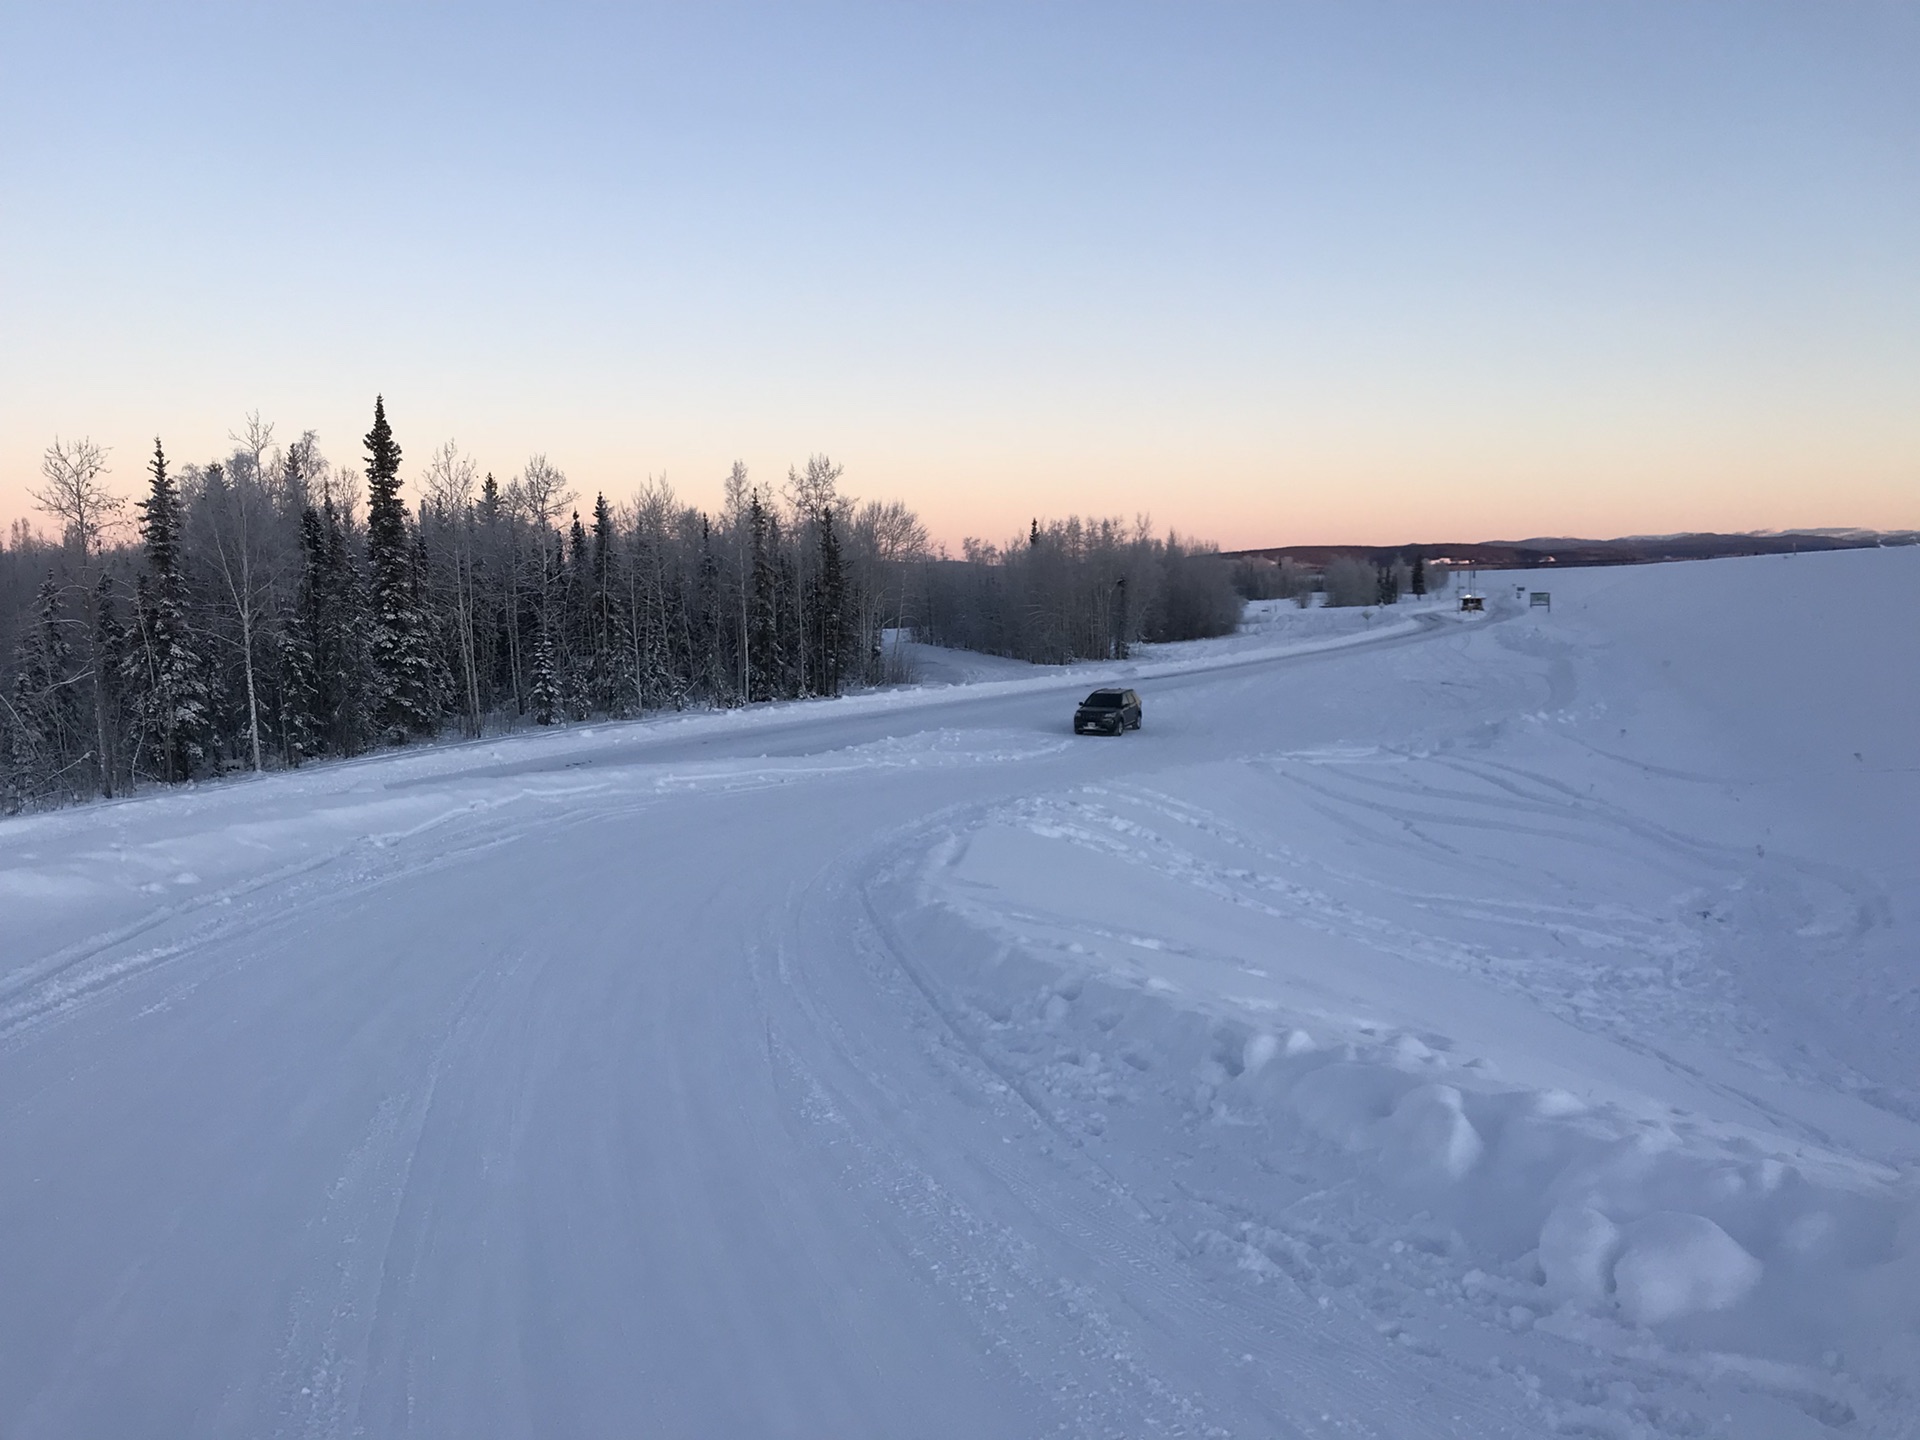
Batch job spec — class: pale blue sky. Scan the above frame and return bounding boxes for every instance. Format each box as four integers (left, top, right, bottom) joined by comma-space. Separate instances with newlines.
3, 2, 1915, 547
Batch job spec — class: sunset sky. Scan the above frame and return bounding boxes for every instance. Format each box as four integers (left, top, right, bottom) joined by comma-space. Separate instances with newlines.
2, 2, 1915, 551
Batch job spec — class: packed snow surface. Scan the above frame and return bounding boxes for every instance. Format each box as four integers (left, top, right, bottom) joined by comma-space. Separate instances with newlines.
2, 549, 1916, 1438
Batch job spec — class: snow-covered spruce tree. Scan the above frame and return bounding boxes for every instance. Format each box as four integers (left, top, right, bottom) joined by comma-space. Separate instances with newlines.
473, 472, 512, 718
1410, 553, 1427, 596
412, 529, 454, 723
275, 595, 319, 765
0, 706, 26, 813
0, 667, 39, 813
557, 640, 587, 723
130, 440, 210, 781
282, 505, 331, 762
561, 511, 591, 720
92, 569, 130, 791
529, 619, 558, 725
775, 545, 800, 695
7, 575, 82, 803
588, 493, 631, 717
813, 502, 849, 696
784, 454, 843, 697
637, 500, 690, 710
747, 492, 781, 702
317, 497, 372, 755
696, 516, 732, 705
362, 397, 437, 743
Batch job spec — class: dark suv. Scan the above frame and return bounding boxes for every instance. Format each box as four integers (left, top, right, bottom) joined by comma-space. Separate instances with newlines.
1074, 688, 1142, 735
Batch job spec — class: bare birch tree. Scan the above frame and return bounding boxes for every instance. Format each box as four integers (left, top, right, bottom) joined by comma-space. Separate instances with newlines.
31, 436, 124, 795
196, 415, 282, 772
421, 440, 483, 735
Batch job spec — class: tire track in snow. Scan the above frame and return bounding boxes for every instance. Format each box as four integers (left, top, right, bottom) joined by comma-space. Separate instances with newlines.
785, 813, 1550, 1438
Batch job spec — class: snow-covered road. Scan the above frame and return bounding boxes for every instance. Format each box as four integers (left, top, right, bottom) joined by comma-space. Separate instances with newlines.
3, 551, 1916, 1439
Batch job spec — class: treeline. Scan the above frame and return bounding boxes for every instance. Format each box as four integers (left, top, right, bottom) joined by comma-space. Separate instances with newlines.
1229, 552, 1447, 607
1, 399, 931, 811
918, 516, 1242, 663
2, 400, 1260, 813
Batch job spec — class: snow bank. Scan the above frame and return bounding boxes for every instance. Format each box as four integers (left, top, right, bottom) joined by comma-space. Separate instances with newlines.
1611, 1212, 1761, 1325
1538, 1203, 1622, 1303
898, 905, 1920, 1431
1187, 1017, 1910, 1332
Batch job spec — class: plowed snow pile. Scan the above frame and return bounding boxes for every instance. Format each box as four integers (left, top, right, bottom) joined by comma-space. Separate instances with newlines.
1, 548, 1914, 1439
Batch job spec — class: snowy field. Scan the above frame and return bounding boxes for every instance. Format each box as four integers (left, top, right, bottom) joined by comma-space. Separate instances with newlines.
1, 548, 1916, 1439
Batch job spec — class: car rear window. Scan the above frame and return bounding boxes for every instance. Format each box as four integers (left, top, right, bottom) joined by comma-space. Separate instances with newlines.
1083, 692, 1124, 707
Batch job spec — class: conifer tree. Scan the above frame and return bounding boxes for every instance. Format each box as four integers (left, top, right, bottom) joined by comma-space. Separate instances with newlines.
529, 621, 558, 725
748, 493, 780, 701
562, 511, 592, 718
588, 494, 622, 714
474, 472, 510, 714
92, 570, 129, 790
363, 396, 436, 741
776, 546, 800, 696
558, 642, 587, 723
276, 505, 332, 763
9, 575, 81, 800
814, 504, 848, 696
0, 705, 26, 814
131, 439, 209, 780
276, 604, 319, 764
1, 646, 42, 812
413, 529, 453, 721
697, 517, 731, 704
318, 498, 371, 754
287, 507, 329, 750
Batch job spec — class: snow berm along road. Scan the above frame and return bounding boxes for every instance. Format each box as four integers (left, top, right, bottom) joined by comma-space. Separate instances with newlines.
1, 547, 1916, 1438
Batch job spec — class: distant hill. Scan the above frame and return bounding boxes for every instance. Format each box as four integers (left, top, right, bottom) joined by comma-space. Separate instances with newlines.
1224, 530, 1919, 571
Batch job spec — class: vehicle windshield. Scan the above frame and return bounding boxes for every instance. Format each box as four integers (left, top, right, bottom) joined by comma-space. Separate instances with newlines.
1082, 692, 1124, 707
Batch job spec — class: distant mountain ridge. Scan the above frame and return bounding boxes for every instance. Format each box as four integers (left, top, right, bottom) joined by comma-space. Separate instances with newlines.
1225, 529, 1919, 571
